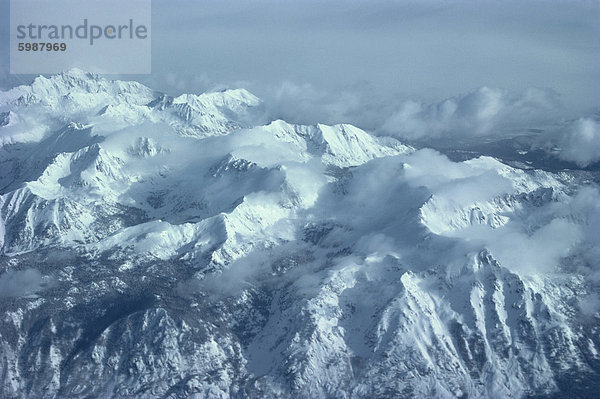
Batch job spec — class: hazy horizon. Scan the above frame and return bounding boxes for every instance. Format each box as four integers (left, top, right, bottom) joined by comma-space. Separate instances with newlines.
1, 0, 598, 134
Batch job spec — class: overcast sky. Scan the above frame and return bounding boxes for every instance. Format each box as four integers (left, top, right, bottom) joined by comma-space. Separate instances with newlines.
1, 0, 598, 131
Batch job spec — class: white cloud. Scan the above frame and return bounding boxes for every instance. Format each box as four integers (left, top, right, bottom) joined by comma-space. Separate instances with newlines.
381, 87, 562, 140
554, 118, 600, 167
485, 218, 583, 275
0, 269, 44, 297
259, 80, 391, 130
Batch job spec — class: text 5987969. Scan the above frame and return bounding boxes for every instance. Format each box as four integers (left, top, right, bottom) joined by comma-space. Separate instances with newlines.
18, 42, 67, 51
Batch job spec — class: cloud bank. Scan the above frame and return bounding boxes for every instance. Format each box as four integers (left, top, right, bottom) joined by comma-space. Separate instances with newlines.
380, 87, 563, 140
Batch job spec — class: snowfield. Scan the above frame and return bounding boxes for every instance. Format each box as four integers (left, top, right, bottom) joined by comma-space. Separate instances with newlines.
0, 70, 598, 398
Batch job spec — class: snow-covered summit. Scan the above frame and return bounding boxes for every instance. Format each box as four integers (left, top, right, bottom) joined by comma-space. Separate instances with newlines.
0, 68, 155, 109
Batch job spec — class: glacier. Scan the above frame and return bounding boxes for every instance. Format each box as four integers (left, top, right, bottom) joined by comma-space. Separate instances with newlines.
0, 70, 598, 398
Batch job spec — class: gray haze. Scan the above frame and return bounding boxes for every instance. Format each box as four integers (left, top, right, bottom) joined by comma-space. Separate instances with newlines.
0, 0, 598, 132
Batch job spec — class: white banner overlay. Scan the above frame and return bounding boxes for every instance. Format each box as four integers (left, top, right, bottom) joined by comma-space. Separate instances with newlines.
10, 0, 151, 74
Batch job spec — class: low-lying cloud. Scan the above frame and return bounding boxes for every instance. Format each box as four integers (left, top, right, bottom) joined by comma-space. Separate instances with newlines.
380, 87, 563, 140
0, 268, 44, 297
553, 117, 600, 167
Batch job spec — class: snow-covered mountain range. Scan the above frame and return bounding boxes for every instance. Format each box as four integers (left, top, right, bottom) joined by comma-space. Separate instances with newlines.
0, 70, 598, 398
